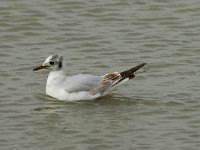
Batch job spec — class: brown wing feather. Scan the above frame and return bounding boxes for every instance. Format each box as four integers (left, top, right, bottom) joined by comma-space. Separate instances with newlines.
97, 63, 147, 93
101, 72, 121, 85
101, 63, 147, 87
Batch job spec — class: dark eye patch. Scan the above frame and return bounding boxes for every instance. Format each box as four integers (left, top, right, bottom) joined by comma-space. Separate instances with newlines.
49, 61, 54, 65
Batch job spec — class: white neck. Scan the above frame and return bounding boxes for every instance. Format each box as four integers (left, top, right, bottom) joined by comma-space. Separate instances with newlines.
46, 61, 67, 87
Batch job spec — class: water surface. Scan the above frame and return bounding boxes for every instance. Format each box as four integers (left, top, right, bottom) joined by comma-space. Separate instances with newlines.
0, 0, 200, 149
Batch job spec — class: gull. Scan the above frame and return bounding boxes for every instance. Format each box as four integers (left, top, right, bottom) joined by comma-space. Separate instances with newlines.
33, 55, 147, 101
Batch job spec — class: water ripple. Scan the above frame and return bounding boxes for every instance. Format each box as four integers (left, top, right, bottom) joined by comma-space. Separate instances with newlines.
0, 0, 200, 150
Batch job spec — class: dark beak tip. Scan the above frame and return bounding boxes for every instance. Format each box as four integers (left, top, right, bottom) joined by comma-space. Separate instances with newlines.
33, 65, 50, 71
33, 65, 42, 71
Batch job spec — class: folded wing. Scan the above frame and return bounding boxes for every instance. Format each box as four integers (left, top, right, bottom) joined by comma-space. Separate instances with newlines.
97, 63, 147, 94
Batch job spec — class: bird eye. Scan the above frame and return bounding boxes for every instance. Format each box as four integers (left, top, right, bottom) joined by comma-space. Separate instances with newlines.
49, 61, 54, 65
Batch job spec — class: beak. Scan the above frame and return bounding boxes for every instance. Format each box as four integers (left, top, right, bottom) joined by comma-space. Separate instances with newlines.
33, 65, 50, 71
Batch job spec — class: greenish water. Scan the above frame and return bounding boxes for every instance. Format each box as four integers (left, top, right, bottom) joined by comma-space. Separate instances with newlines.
0, 0, 200, 149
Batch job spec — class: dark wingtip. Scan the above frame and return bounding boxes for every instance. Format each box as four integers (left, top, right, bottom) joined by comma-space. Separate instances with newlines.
141, 63, 147, 66
120, 63, 147, 79
130, 63, 147, 73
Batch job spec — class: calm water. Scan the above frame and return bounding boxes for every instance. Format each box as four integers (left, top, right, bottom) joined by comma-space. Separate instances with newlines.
0, 0, 200, 149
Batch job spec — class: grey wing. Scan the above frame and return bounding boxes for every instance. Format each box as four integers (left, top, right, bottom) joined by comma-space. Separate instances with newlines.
64, 63, 147, 94
64, 74, 101, 93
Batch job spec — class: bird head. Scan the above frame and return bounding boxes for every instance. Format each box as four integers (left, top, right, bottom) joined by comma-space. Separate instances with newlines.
33, 55, 63, 71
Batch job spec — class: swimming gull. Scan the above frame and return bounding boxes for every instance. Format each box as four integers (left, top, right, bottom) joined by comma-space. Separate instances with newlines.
33, 54, 147, 101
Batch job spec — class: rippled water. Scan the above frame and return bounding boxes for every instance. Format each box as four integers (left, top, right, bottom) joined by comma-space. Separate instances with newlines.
1, 0, 200, 149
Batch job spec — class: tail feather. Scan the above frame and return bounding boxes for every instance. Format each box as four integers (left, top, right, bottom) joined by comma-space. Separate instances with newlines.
112, 63, 147, 86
